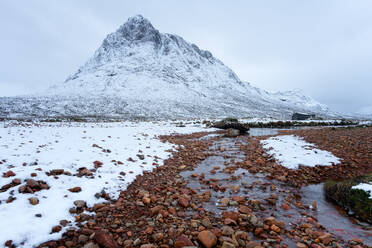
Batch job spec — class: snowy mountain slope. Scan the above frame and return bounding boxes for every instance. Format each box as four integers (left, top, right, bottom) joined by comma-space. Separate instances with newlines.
0, 15, 336, 119
356, 105, 372, 119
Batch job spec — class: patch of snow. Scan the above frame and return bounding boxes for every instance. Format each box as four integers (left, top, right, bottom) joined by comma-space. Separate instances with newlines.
260, 135, 340, 169
352, 183, 372, 199
0, 121, 207, 247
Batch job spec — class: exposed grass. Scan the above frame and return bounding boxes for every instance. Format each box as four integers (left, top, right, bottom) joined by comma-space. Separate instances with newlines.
324, 175, 372, 223
245, 120, 357, 128
222, 117, 239, 123
205, 119, 359, 129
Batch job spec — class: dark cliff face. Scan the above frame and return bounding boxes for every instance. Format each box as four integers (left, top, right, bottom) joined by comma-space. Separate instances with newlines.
119, 15, 161, 43
99, 15, 215, 60
102, 15, 162, 50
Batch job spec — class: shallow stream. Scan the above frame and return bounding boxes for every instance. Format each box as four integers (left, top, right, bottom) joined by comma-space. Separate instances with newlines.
181, 134, 372, 246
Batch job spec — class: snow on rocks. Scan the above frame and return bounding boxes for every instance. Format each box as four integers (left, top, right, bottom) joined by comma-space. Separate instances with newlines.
0, 121, 207, 247
352, 183, 372, 199
260, 135, 340, 169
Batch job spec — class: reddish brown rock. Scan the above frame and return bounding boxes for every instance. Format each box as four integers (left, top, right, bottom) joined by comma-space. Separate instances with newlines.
150, 205, 163, 216
270, 224, 280, 233
3, 170, 16, 178
296, 243, 307, 248
238, 205, 251, 214
280, 203, 291, 210
174, 235, 194, 248
5, 240, 13, 247
52, 225, 62, 233
140, 245, 156, 248
29, 197, 39, 205
198, 230, 217, 248
93, 160, 103, 168
142, 196, 151, 205
312, 200, 317, 210
26, 179, 39, 188
319, 233, 331, 245
94, 231, 120, 248
178, 196, 189, 208
222, 211, 239, 222
68, 187, 82, 193
246, 241, 261, 248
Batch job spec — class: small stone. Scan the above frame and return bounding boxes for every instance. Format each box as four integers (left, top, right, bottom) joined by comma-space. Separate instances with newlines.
191, 220, 199, 228
149, 205, 163, 216
78, 234, 89, 244
74, 200, 86, 208
246, 241, 261, 248
26, 179, 39, 188
68, 187, 82, 193
198, 230, 217, 248
93, 161, 103, 168
174, 235, 194, 248
221, 241, 235, 248
83, 242, 99, 248
220, 198, 229, 206
222, 226, 234, 236
94, 230, 120, 248
52, 225, 62, 233
270, 224, 280, 233
140, 245, 156, 248
280, 203, 291, 210
12, 178, 21, 185
224, 218, 237, 226
178, 196, 189, 208
123, 240, 133, 247
238, 205, 250, 214
296, 243, 307, 248
319, 233, 331, 245
201, 217, 212, 228
29, 197, 39, 205
5, 240, 13, 247
3, 170, 16, 178
312, 200, 317, 210
145, 226, 154, 235
133, 238, 141, 246
142, 196, 151, 205
222, 211, 239, 221
152, 233, 164, 242
254, 228, 263, 236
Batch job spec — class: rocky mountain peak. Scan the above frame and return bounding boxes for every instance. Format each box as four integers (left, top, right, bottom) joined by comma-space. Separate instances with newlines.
9, 15, 335, 120
113, 14, 161, 43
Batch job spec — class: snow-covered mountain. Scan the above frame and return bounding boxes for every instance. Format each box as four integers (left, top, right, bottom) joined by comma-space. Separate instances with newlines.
356, 106, 372, 119
0, 15, 337, 119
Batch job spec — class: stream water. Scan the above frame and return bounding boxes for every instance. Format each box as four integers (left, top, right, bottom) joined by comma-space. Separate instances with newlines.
181, 134, 372, 246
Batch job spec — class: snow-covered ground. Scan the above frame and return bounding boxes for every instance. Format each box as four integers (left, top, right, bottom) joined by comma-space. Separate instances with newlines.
261, 135, 340, 169
352, 183, 372, 199
0, 121, 208, 247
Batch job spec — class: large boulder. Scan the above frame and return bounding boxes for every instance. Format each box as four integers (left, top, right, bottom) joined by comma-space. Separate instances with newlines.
212, 118, 249, 134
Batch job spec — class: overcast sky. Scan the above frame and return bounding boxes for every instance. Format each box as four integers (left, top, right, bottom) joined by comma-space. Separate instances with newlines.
0, 1, 371, 114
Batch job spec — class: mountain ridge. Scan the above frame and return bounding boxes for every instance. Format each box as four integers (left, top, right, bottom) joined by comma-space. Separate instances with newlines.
0, 15, 338, 119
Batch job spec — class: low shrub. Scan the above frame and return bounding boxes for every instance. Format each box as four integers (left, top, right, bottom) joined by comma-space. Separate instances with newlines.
324, 176, 372, 223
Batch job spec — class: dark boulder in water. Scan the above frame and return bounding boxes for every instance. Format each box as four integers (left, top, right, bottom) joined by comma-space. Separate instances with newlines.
212, 118, 249, 134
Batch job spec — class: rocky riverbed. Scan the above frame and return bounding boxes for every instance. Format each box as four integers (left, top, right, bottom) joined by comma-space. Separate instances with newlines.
3, 125, 372, 248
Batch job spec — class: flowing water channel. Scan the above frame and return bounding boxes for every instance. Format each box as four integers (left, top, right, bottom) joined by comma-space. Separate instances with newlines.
181, 131, 372, 246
